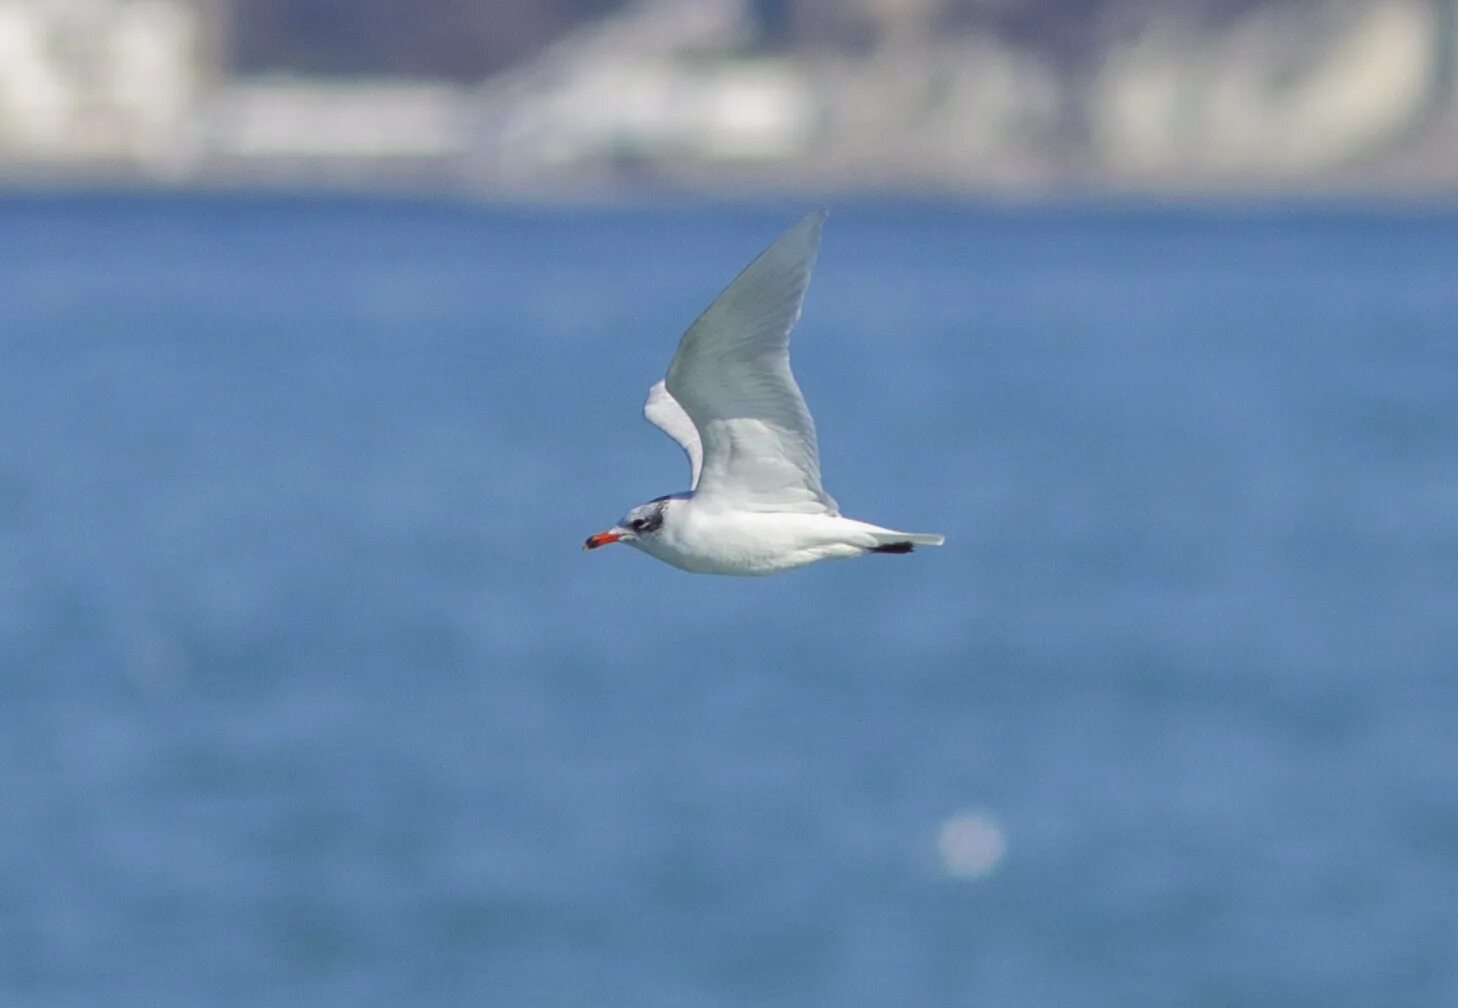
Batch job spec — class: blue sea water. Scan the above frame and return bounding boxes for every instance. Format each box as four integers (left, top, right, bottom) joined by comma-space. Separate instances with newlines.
2, 193, 1456, 1007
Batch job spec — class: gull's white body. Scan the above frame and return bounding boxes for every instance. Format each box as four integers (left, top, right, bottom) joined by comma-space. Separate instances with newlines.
635, 502, 932, 576
587, 211, 943, 576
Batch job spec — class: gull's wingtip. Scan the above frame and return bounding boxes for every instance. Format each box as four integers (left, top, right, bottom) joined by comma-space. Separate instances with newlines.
784, 209, 828, 241
768, 209, 828, 263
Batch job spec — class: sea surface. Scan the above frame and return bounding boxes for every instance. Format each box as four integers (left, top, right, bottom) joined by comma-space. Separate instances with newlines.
2, 194, 1455, 1007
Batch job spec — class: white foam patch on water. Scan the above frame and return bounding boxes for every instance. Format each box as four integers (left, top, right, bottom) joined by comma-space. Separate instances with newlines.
936, 810, 1007, 880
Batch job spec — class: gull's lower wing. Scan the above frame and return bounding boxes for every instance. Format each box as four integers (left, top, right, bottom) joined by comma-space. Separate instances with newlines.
664, 211, 838, 515
643, 380, 702, 489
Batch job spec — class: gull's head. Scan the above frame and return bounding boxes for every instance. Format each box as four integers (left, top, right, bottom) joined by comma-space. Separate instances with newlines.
583, 496, 672, 552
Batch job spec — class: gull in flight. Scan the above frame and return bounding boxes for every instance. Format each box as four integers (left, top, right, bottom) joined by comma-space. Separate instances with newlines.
584, 211, 944, 575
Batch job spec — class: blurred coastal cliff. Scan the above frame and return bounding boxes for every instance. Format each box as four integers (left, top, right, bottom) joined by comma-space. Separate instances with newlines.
2, 0, 1456, 195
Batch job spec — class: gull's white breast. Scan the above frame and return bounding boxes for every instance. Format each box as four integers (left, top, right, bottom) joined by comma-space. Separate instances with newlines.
631, 505, 886, 576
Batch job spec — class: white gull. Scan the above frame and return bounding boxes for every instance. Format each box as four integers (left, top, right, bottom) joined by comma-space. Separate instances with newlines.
585, 211, 944, 575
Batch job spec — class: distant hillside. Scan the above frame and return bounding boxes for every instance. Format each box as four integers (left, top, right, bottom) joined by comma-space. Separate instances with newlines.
226, 0, 628, 78
224, 0, 1293, 80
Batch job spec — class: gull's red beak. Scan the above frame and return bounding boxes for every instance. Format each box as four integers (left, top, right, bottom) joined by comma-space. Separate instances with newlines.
583, 530, 622, 550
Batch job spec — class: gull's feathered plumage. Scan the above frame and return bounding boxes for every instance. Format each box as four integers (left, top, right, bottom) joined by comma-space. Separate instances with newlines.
662, 211, 837, 516
587, 212, 943, 575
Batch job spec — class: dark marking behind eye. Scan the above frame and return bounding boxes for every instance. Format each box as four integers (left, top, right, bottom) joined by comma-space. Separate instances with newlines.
631, 503, 667, 535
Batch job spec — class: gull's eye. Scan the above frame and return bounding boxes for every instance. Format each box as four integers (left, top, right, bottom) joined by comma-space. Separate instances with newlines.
629, 518, 647, 532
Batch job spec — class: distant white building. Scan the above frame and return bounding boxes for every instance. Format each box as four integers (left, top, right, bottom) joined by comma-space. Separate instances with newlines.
0, 0, 206, 174
470, 0, 820, 187
1089, 0, 1443, 180
486, 57, 817, 174
205, 77, 472, 164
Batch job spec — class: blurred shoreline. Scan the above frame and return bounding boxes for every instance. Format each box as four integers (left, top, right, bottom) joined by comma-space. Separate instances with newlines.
3, 0, 1457, 199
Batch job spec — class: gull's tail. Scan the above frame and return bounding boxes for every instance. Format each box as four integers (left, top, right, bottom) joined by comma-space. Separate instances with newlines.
866, 529, 945, 553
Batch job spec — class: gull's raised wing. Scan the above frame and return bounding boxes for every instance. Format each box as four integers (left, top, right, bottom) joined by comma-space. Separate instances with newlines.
664, 211, 838, 515
643, 379, 702, 489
